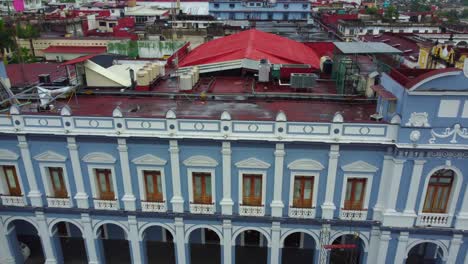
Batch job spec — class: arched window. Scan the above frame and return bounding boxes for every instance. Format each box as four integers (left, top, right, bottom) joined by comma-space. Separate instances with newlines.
423, 169, 454, 213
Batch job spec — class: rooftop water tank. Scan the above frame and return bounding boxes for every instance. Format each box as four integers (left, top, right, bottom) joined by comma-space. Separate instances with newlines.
258, 59, 270, 82
180, 74, 193, 91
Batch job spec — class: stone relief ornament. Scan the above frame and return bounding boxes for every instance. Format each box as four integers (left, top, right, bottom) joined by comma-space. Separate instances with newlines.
429, 124, 468, 144
410, 130, 421, 142
406, 112, 430, 127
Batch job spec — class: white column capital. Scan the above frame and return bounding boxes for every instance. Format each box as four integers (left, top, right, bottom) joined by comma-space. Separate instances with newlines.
392, 158, 406, 164
413, 159, 427, 165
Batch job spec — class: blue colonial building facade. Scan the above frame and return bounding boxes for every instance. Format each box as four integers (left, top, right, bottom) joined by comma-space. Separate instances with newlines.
208, 0, 310, 21
0, 68, 467, 264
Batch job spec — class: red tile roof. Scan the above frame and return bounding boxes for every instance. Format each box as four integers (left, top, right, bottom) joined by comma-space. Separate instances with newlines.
43, 46, 107, 54
179, 29, 321, 69
6, 63, 66, 87
361, 33, 421, 58
371, 85, 396, 100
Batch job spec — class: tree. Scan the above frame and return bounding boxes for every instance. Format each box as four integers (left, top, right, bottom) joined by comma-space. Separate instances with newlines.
365, 7, 378, 15
16, 23, 40, 57
10, 47, 35, 64
0, 19, 15, 61
384, 5, 399, 21
409, 0, 431, 12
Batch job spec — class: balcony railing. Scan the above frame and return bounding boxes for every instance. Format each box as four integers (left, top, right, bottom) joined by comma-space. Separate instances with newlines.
416, 213, 451, 227
288, 207, 315, 219
47, 197, 72, 208
1, 195, 25, 207
239, 205, 264, 216
141, 201, 167, 212
190, 203, 215, 214
340, 209, 368, 221
94, 199, 118, 210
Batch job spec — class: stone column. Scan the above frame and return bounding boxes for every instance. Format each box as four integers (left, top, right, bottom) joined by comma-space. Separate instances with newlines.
222, 220, 233, 264
321, 145, 340, 219
400, 159, 426, 226
128, 216, 145, 264
0, 220, 15, 264
375, 231, 391, 264
67, 137, 89, 209
382, 159, 406, 227
17, 135, 42, 206
117, 138, 136, 211
393, 232, 409, 264
270, 144, 285, 217
81, 213, 101, 264
36, 212, 59, 264
269, 222, 281, 264
220, 142, 234, 215
366, 227, 381, 263
455, 187, 468, 230
174, 218, 186, 264
373, 155, 393, 221
169, 141, 184, 213
446, 234, 463, 264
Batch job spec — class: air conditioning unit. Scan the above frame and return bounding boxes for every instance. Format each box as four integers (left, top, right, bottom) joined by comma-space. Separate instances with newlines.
290, 73, 318, 89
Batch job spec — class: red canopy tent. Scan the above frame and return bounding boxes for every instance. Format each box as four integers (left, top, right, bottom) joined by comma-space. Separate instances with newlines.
179, 29, 321, 69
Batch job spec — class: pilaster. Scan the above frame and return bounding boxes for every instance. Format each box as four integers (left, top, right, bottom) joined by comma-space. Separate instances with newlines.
169, 140, 184, 213
366, 227, 380, 263
117, 138, 136, 211
446, 234, 463, 264
222, 220, 233, 264
321, 144, 339, 219
0, 220, 15, 264
373, 155, 393, 221
455, 186, 468, 229
393, 232, 409, 264
17, 135, 43, 206
220, 142, 234, 215
399, 159, 426, 226
128, 216, 145, 264
382, 158, 407, 227
36, 212, 59, 264
174, 218, 186, 264
81, 213, 101, 264
269, 222, 281, 264
270, 144, 285, 217
375, 231, 391, 264
67, 137, 89, 208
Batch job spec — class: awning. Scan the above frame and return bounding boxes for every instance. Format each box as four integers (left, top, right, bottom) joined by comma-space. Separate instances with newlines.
372, 85, 397, 100
60, 54, 97, 66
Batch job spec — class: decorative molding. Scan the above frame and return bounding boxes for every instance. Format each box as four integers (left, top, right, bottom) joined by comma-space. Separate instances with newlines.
235, 157, 271, 169
410, 130, 421, 142
60, 105, 72, 116
112, 106, 123, 118
82, 152, 116, 163
287, 159, 324, 171
429, 124, 468, 144
183, 155, 218, 167
341, 160, 378, 173
276, 111, 287, 122
33, 150, 67, 162
332, 112, 344, 123
390, 114, 401, 124
166, 109, 176, 119
131, 154, 167, 166
220, 111, 231, 121
405, 112, 430, 127
0, 149, 20, 160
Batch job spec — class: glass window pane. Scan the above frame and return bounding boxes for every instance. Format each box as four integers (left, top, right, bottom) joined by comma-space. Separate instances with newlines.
424, 187, 434, 210
293, 179, 301, 199
99, 173, 107, 192
194, 176, 202, 196
254, 178, 261, 198
439, 177, 452, 184
53, 173, 62, 189
6, 169, 16, 188
438, 188, 449, 210
345, 181, 352, 200
146, 175, 154, 194
156, 174, 162, 194
429, 177, 438, 183
354, 182, 363, 201
206, 175, 211, 196
304, 179, 312, 199
244, 177, 251, 197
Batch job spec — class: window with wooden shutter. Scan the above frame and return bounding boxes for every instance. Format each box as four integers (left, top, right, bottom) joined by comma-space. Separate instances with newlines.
144, 170, 163, 202
242, 174, 262, 206
95, 169, 114, 200
423, 169, 454, 213
3, 166, 21, 196
49, 167, 67, 198
344, 178, 367, 210
292, 176, 314, 208
192, 172, 212, 204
